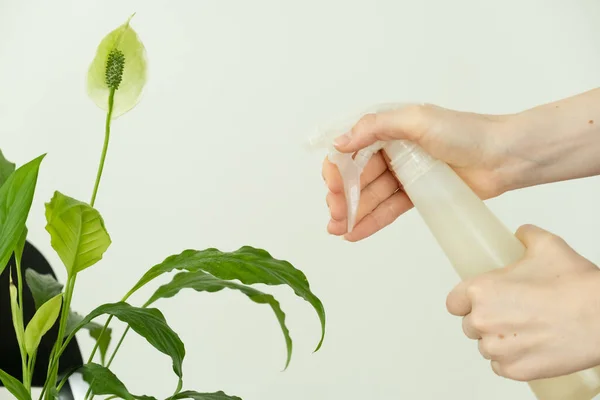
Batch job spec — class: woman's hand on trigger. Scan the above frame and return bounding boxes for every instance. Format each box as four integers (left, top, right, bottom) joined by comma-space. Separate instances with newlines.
322, 104, 519, 241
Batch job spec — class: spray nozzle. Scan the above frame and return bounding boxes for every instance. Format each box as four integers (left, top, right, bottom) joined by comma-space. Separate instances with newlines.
309, 102, 424, 233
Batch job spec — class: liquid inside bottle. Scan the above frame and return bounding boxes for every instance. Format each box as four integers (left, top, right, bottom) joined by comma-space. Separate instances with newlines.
385, 141, 600, 400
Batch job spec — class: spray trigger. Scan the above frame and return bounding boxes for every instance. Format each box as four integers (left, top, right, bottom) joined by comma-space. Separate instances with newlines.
308, 124, 384, 233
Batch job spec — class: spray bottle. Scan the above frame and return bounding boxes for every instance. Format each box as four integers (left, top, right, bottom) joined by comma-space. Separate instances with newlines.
310, 103, 600, 400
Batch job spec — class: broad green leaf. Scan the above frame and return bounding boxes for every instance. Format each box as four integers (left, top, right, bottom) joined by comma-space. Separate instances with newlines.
66, 311, 112, 365
0, 368, 32, 400
87, 14, 147, 118
24, 293, 63, 356
9, 282, 25, 351
80, 363, 156, 400
0, 149, 15, 188
45, 191, 112, 276
147, 270, 293, 369
130, 246, 326, 351
172, 391, 242, 400
25, 268, 63, 309
67, 302, 185, 379
0, 154, 44, 276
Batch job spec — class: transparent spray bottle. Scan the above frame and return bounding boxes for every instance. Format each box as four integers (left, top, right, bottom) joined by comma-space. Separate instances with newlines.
310, 103, 600, 400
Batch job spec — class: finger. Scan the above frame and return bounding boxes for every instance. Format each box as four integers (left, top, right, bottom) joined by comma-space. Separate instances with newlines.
491, 360, 503, 377
333, 105, 434, 153
355, 171, 401, 219
478, 339, 491, 359
327, 184, 407, 236
462, 314, 481, 340
322, 152, 388, 194
326, 173, 400, 225
342, 191, 413, 241
327, 170, 401, 225
446, 281, 473, 316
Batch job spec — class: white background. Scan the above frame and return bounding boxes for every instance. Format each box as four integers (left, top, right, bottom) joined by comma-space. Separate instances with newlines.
2, 1, 600, 399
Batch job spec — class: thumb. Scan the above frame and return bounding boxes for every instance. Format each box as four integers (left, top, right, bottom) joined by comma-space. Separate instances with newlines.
332, 104, 442, 153
515, 224, 562, 250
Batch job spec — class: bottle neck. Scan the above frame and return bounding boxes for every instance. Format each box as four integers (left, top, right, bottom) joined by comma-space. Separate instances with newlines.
384, 141, 437, 187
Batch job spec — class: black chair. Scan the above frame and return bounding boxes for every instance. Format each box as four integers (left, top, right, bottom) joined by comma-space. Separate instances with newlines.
0, 241, 83, 398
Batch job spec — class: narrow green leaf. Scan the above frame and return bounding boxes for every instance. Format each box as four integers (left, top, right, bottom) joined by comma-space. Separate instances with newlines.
87, 14, 148, 118
80, 363, 156, 400
131, 246, 326, 351
0, 149, 15, 188
0, 154, 44, 276
9, 282, 25, 351
25, 269, 112, 363
66, 311, 112, 365
25, 268, 63, 309
0, 368, 32, 400
24, 293, 63, 356
147, 270, 293, 369
44, 191, 111, 276
68, 302, 185, 379
172, 390, 242, 400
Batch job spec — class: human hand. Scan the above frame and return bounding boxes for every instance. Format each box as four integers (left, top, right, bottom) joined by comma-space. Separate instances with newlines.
446, 224, 600, 381
322, 104, 522, 241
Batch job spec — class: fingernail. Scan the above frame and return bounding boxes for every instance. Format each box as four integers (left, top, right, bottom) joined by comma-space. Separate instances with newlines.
333, 132, 352, 147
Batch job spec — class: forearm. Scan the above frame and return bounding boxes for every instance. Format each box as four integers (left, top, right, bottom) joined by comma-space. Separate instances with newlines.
503, 88, 600, 190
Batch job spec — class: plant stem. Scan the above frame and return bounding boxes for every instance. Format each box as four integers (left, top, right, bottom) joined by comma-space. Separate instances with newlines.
85, 315, 114, 365
14, 259, 29, 390
55, 365, 79, 393
42, 274, 77, 399
90, 87, 115, 208
26, 352, 36, 390
106, 325, 129, 368
82, 89, 119, 400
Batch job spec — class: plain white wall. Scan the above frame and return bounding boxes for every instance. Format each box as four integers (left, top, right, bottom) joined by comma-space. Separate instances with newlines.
2, 1, 600, 399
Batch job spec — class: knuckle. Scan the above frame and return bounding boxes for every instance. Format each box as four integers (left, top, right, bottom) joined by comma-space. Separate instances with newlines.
353, 113, 378, 135
479, 339, 501, 359
539, 231, 562, 245
363, 185, 383, 207
469, 313, 487, 332
496, 363, 531, 382
461, 316, 478, 339
445, 295, 457, 314
465, 280, 486, 301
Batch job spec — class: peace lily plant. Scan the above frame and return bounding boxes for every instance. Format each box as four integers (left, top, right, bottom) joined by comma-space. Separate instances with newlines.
0, 14, 325, 400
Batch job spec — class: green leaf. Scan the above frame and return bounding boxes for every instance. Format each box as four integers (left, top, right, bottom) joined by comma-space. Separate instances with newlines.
24, 293, 63, 356
44, 191, 112, 276
0, 154, 44, 276
66, 311, 112, 365
172, 391, 242, 400
0, 368, 32, 400
67, 302, 185, 379
0, 149, 15, 188
25, 268, 64, 309
80, 363, 156, 400
25, 269, 113, 363
147, 270, 293, 369
130, 246, 326, 351
9, 281, 25, 351
87, 14, 147, 118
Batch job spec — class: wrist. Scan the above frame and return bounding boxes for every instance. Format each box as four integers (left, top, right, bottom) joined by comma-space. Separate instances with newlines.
494, 102, 600, 192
